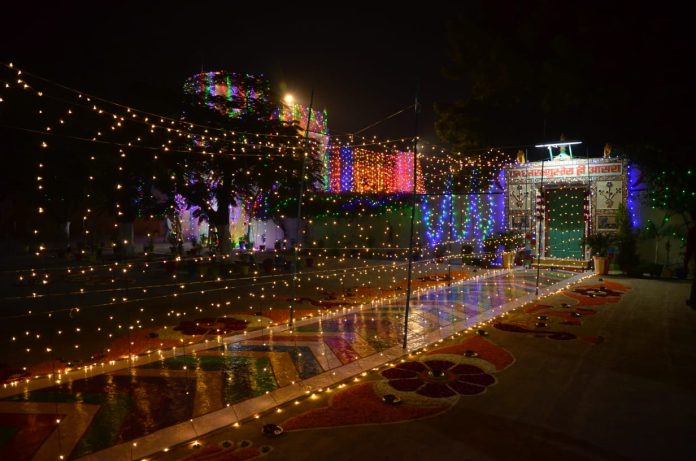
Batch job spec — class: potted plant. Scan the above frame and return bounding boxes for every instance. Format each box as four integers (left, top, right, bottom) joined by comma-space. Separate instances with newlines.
484, 231, 522, 268
168, 234, 182, 255
499, 231, 523, 269
583, 232, 614, 275
259, 233, 267, 251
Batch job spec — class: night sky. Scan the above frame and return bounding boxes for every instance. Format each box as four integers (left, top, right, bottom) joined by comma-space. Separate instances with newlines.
2, 2, 465, 142
2, 2, 693, 160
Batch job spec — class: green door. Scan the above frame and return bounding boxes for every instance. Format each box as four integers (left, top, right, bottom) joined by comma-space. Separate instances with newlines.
546, 188, 584, 258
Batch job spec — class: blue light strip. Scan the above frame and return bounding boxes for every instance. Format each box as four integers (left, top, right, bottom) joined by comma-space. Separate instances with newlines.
421, 180, 453, 248
496, 168, 507, 233
339, 146, 353, 192
626, 162, 641, 229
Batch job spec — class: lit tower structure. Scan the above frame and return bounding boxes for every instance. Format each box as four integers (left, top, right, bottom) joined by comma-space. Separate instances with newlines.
177, 71, 276, 244
178, 71, 330, 247
183, 72, 329, 180
183, 70, 271, 119
277, 94, 330, 187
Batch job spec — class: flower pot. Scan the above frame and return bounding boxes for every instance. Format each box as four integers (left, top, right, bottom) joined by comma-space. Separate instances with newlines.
592, 256, 608, 275
501, 251, 515, 269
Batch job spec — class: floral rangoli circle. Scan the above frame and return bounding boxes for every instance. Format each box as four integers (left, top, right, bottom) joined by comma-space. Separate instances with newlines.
382, 360, 495, 398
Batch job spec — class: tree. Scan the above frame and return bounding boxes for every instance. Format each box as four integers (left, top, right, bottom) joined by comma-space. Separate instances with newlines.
642, 215, 685, 265
103, 146, 165, 254
108, 80, 185, 253
169, 74, 323, 254
615, 203, 639, 271
0, 74, 100, 251
435, 3, 695, 165
645, 163, 696, 221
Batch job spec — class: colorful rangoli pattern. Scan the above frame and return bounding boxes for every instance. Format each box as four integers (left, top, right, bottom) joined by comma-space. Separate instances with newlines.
0, 269, 574, 459
494, 279, 630, 342
282, 335, 513, 431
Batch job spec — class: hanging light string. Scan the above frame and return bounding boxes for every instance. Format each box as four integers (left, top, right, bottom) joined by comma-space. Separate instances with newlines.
3, 62, 425, 150
2, 251, 435, 302
0, 74, 312, 155
2, 255, 459, 370
351, 104, 416, 135
1, 62, 321, 141
2, 71, 427, 163
1, 63, 527, 202
2, 62, 524, 169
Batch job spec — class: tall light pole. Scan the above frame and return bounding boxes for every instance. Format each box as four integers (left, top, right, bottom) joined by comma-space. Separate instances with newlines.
402, 91, 420, 350
289, 89, 314, 327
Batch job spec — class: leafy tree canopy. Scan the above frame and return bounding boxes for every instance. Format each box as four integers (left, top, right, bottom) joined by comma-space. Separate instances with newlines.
166, 81, 324, 251
436, 2, 694, 167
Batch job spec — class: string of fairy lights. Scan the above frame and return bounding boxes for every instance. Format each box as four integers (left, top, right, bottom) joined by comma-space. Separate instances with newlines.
0, 59, 625, 442
193, 270, 590, 441
2, 65, 502, 262
2, 268, 596, 461
0, 63, 512, 362
0, 62, 600, 277
1, 254, 468, 384
1, 67, 608, 255
168, 270, 594, 457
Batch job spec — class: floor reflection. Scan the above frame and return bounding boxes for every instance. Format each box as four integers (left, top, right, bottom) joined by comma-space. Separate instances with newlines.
0, 269, 573, 458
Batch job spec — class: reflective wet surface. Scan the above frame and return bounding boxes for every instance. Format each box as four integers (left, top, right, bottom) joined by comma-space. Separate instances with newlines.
0, 269, 573, 459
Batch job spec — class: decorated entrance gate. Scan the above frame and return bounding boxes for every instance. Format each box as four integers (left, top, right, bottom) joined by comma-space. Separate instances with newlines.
546, 188, 585, 258
505, 158, 628, 262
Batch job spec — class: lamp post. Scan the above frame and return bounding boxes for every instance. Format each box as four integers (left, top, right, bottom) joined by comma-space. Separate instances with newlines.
288, 90, 313, 327
402, 92, 420, 350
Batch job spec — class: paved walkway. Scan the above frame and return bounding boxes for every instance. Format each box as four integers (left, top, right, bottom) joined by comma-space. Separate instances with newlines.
150, 275, 696, 461
0, 268, 583, 460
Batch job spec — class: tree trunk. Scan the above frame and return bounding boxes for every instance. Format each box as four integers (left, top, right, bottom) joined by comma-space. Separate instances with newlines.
216, 222, 233, 255
278, 219, 288, 240
210, 200, 232, 255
